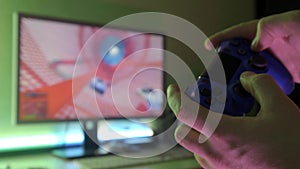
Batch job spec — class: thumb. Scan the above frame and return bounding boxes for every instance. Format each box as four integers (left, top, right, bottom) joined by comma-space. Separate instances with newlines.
167, 84, 181, 115
240, 71, 288, 110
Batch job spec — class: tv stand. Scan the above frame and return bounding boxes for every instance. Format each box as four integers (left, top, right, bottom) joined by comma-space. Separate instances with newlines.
52, 120, 109, 159
52, 119, 157, 159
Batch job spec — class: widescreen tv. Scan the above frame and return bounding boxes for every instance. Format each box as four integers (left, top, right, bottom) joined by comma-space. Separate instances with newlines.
16, 13, 165, 158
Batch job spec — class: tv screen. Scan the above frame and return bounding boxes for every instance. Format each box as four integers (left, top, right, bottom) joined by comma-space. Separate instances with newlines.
17, 14, 165, 123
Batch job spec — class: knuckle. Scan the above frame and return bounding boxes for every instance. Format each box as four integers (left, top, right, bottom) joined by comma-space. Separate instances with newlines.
177, 107, 186, 120
257, 17, 268, 29
251, 73, 273, 86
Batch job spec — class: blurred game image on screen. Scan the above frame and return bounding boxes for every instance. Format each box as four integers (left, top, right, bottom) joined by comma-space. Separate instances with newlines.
18, 15, 164, 122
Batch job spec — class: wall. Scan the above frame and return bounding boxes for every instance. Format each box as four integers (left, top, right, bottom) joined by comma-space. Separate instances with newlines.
0, 0, 255, 152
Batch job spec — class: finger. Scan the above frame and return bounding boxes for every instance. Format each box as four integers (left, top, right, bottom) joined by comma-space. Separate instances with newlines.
251, 18, 275, 51
168, 84, 215, 135
205, 20, 258, 50
167, 84, 181, 114
174, 123, 215, 159
167, 84, 245, 137
251, 13, 290, 51
240, 72, 289, 111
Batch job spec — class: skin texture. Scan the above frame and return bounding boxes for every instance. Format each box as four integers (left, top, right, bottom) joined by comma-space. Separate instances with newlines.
167, 10, 300, 169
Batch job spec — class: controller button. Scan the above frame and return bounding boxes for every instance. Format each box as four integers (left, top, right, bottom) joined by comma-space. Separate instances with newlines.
230, 40, 240, 46
249, 55, 267, 69
233, 83, 251, 97
237, 48, 246, 55
200, 88, 211, 96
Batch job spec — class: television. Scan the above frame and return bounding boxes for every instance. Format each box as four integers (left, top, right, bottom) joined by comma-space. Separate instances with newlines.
16, 13, 166, 158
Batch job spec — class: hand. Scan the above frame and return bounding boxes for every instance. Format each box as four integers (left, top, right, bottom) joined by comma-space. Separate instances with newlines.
167, 72, 300, 169
205, 10, 300, 83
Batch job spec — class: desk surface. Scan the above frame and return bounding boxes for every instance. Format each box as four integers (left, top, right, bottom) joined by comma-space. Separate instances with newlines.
0, 149, 202, 169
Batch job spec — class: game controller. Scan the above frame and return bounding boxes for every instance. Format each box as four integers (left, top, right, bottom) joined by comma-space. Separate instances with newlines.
185, 37, 295, 116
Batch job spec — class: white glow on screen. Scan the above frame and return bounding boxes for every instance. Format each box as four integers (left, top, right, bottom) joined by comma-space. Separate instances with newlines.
98, 120, 154, 141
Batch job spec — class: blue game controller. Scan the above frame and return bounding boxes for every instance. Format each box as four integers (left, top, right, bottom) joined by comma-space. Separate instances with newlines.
185, 37, 295, 116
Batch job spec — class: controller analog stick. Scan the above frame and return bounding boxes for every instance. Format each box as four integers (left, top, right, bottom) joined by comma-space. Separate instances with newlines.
238, 48, 246, 55
233, 82, 251, 98
249, 55, 267, 69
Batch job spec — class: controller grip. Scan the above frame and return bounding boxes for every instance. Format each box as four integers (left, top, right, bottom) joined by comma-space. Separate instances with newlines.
185, 37, 295, 116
